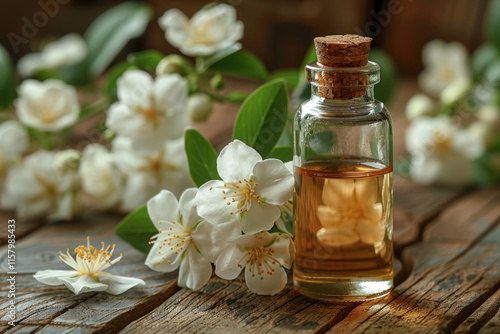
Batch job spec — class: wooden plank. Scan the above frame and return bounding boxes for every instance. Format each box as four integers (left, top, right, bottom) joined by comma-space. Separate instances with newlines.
0, 215, 179, 333
1, 325, 40, 334
0, 211, 42, 247
455, 288, 500, 334
478, 307, 500, 334
392, 177, 468, 251
325, 193, 500, 334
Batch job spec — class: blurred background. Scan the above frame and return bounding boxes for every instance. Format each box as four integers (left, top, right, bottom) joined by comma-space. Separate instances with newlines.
0, 0, 491, 74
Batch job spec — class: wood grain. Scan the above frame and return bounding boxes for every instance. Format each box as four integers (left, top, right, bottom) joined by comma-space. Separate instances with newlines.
0, 215, 179, 333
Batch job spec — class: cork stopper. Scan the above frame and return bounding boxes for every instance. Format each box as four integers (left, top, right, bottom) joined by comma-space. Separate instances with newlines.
312, 34, 373, 99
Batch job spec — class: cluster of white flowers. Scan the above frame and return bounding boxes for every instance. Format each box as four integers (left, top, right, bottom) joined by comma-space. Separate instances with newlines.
405, 40, 498, 186
1, 67, 193, 221
145, 140, 295, 295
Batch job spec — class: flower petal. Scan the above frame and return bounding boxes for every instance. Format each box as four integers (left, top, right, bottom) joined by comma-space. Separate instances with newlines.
268, 234, 294, 269
153, 74, 188, 114
178, 245, 213, 291
147, 189, 179, 230
214, 244, 245, 280
144, 237, 183, 273
217, 140, 262, 182
33, 270, 78, 286
252, 159, 294, 205
196, 180, 237, 224
178, 188, 202, 229
105, 102, 147, 138
192, 220, 241, 262
244, 263, 287, 296
117, 70, 153, 109
59, 275, 108, 295
98, 274, 145, 295
240, 201, 280, 234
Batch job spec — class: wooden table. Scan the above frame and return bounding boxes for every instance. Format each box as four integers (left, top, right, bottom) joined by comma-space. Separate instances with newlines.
0, 79, 499, 333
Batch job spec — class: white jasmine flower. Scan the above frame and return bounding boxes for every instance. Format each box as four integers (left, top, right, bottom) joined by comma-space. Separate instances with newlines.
405, 94, 435, 120
105, 70, 188, 153
215, 231, 294, 296
15, 79, 80, 131
187, 93, 212, 122
34, 237, 145, 295
419, 40, 470, 97
2, 150, 81, 221
17, 33, 87, 77
79, 144, 124, 210
196, 140, 294, 234
159, 4, 243, 56
0, 121, 29, 180
406, 117, 484, 186
112, 136, 193, 211
145, 188, 240, 291
440, 78, 471, 105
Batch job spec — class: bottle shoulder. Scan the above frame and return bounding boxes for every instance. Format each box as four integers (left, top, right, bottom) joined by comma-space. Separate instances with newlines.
295, 99, 392, 125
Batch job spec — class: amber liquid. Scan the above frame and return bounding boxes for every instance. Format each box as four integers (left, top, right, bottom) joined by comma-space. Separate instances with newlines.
293, 160, 393, 301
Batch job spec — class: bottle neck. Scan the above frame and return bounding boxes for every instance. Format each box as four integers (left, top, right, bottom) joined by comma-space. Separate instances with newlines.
310, 85, 376, 108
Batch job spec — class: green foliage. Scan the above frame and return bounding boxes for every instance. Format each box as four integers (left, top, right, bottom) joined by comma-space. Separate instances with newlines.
64, 2, 152, 85
487, 0, 500, 49
269, 69, 300, 89
208, 50, 267, 80
472, 44, 500, 78
114, 205, 156, 254
0, 45, 16, 109
267, 146, 293, 162
221, 91, 250, 104
202, 43, 242, 70
233, 79, 289, 158
184, 128, 221, 187
369, 48, 398, 105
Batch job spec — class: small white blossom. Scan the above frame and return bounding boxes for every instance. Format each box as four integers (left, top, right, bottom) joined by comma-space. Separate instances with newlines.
79, 144, 124, 210
196, 140, 294, 234
18, 33, 87, 77
159, 4, 243, 56
105, 70, 188, 153
440, 78, 471, 105
15, 79, 80, 131
145, 188, 240, 291
34, 237, 145, 295
112, 136, 193, 211
2, 150, 81, 221
215, 231, 294, 296
406, 117, 484, 186
0, 121, 29, 181
419, 40, 470, 97
405, 94, 435, 121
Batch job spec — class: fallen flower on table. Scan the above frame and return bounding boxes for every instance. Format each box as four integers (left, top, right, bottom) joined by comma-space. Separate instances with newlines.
34, 237, 145, 295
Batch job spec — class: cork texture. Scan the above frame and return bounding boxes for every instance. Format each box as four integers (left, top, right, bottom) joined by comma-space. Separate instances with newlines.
313, 34, 372, 99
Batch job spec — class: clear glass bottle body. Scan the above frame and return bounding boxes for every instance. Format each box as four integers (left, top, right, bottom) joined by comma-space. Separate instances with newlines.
293, 61, 394, 301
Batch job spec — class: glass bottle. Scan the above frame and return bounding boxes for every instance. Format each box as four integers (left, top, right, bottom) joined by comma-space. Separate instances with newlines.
293, 35, 394, 301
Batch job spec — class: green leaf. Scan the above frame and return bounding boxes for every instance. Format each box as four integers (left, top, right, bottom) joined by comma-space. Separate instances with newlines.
127, 50, 164, 71
267, 146, 293, 162
472, 44, 500, 78
185, 128, 220, 187
203, 43, 242, 70
84, 2, 153, 76
208, 50, 267, 80
104, 62, 136, 102
487, 0, 500, 49
269, 69, 300, 89
221, 91, 249, 104
233, 79, 288, 158
369, 48, 398, 105
115, 205, 156, 254
0, 45, 16, 109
